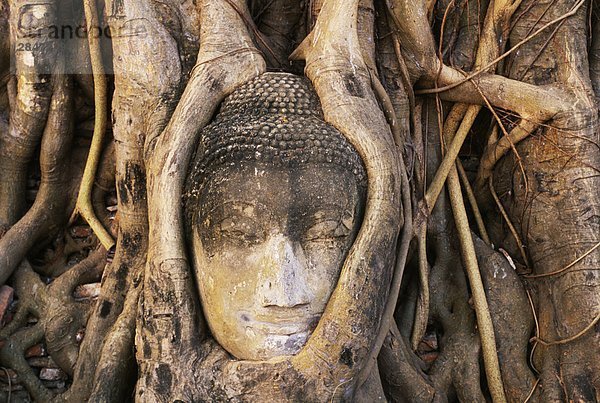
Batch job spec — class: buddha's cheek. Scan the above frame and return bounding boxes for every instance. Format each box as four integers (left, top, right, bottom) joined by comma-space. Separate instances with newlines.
303, 243, 348, 308
196, 248, 256, 355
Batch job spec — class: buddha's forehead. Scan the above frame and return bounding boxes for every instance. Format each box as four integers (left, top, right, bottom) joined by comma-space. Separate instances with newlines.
197, 161, 362, 222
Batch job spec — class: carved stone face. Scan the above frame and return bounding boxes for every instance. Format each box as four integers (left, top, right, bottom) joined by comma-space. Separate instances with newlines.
191, 161, 365, 361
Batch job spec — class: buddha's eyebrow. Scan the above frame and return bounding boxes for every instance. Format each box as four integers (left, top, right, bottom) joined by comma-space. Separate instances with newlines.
304, 202, 355, 215
198, 200, 269, 222
308, 206, 346, 216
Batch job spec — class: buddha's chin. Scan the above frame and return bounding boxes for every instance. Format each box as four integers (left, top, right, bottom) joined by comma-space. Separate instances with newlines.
222, 326, 314, 361
260, 331, 310, 358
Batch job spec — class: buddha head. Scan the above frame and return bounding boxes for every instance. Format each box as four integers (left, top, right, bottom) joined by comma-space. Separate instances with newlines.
184, 73, 367, 361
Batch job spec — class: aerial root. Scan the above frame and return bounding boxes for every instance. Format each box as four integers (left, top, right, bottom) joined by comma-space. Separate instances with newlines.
488, 176, 530, 268
523, 378, 541, 403
411, 224, 430, 351
422, 103, 472, 213
71, 0, 114, 251
524, 241, 600, 279
389, 1, 537, 398
456, 161, 490, 245
531, 311, 600, 346
447, 165, 506, 403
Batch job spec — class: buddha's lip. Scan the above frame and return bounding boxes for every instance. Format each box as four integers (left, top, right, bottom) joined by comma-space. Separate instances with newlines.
240, 313, 321, 335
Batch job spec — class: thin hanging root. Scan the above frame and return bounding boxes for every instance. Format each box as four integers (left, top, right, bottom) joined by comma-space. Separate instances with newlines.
447, 165, 507, 403
424, 104, 479, 212
532, 311, 600, 346
457, 161, 490, 245
523, 378, 541, 403
476, 119, 537, 189
411, 224, 429, 350
369, 71, 403, 147
71, 0, 114, 251
488, 176, 529, 267
525, 289, 541, 375
524, 241, 600, 279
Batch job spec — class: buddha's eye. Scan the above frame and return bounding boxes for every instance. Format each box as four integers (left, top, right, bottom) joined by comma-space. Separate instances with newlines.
304, 219, 351, 243
219, 217, 265, 245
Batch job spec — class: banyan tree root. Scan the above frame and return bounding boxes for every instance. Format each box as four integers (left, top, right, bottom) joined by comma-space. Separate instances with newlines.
492, 1, 600, 400
64, 0, 196, 400
0, 250, 105, 401
398, 101, 504, 402
386, 1, 597, 401
0, 0, 58, 229
420, 152, 488, 402
70, 0, 114, 251
0, 73, 76, 285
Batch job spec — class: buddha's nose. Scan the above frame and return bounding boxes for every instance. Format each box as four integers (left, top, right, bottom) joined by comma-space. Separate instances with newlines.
260, 236, 313, 308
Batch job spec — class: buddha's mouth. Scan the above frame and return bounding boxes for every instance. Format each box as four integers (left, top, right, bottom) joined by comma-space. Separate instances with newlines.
240, 313, 321, 336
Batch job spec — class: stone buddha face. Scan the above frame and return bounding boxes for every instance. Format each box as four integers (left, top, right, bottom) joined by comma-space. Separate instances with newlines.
191, 161, 365, 360
185, 72, 367, 361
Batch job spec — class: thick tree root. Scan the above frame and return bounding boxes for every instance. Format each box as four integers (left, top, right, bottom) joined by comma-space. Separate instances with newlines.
0, 0, 58, 229
0, 74, 76, 285
0, 249, 104, 401
0, 323, 51, 402
493, 0, 600, 400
